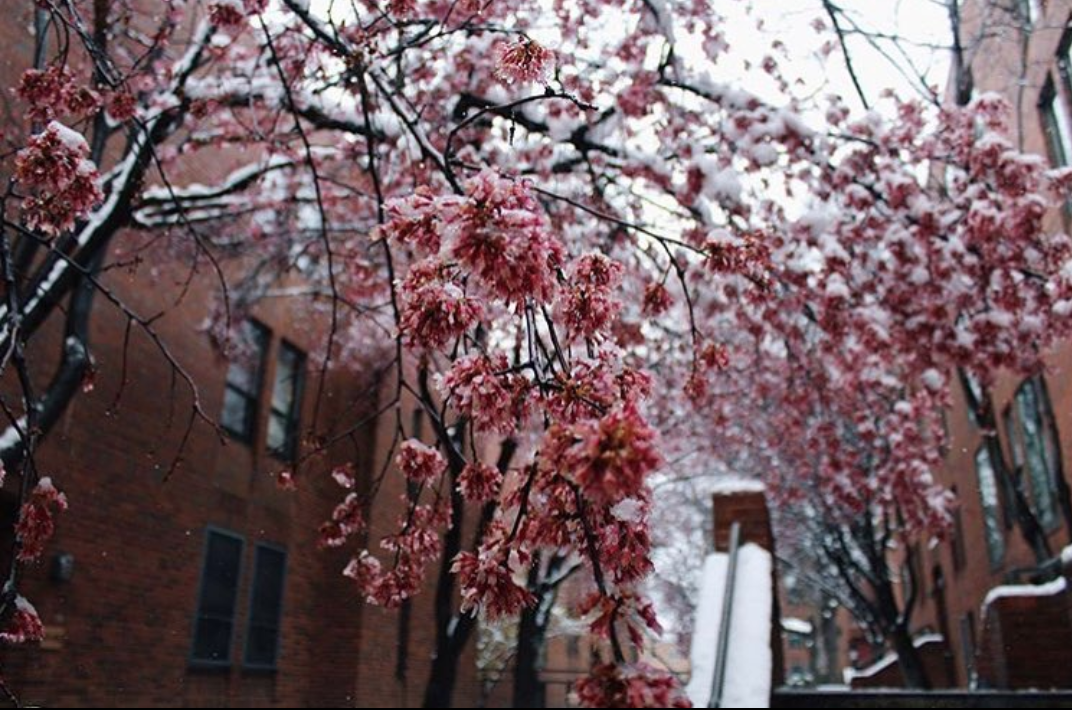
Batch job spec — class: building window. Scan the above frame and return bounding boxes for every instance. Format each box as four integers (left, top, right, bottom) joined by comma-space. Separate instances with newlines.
1040, 74, 1072, 169
1057, 16, 1072, 97
975, 445, 1006, 568
191, 529, 244, 665
960, 370, 984, 427
1012, 376, 1060, 530
220, 321, 270, 442
267, 342, 305, 461
244, 543, 287, 669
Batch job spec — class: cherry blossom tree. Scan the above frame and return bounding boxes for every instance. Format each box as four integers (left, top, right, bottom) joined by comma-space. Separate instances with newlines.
2, 0, 1072, 707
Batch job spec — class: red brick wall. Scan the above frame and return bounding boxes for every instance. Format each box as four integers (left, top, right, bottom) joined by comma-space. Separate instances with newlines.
977, 578, 1072, 689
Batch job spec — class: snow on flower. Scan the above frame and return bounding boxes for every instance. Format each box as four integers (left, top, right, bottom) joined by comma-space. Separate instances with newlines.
397, 259, 481, 349
395, 439, 446, 484
493, 38, 556, 85
345, 500, 447, 608
275, 469, 296, 490
560, 253, 625, 340
0, 596, 45, 645
15, 477, 68, 562
453, 535, 535, 618
446, 170, 565, 305
378, 186, 443, 254
17, 65, 99, 121
331, 463, 357, 489
438, 353, 530, 434
14, 122, 103, 235
319, 493, 365, 548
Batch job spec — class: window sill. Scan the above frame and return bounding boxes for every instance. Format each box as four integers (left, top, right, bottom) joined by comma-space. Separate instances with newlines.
242, 664, 279, 675
187, 660, 232, 673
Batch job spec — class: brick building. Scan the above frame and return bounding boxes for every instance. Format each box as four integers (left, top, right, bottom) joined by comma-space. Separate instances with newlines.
819, 0, 1072, 690
0, 2, 491, 707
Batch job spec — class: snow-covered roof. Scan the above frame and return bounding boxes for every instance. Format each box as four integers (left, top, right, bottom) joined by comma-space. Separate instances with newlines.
686, 543, 773, 708
982, 576, 1067, 612
708, 477, 767, 494
842, 634, 944, 685
781, 617, 813, 636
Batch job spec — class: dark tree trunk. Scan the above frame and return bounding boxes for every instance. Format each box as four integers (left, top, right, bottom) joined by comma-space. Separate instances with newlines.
418, 427, 517, 709
513, 587, 549, 708
422, 628, 468, 710
890, 625, 931, 689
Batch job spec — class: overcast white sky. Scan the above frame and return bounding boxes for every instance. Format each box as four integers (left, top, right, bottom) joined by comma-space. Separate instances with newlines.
702, 0, 953, 113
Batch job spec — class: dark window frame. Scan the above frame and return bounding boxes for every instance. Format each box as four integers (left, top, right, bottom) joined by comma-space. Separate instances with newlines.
220, 320, 271, 444
1040, 73, 1069, 169
242, 542, 287, 671
266, 340, 305, 462
1000, 404, 1023, 529
190, 527, 245, 668
1056, 13, 1072, 96
1012, 376, 1061, 532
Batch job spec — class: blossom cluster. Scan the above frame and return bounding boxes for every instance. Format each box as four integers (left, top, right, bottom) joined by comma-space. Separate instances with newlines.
15, 477, 69, 563
14, 122, 103, 235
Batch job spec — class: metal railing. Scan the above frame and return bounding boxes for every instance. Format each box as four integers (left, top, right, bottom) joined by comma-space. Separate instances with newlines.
708, 521, 742, 709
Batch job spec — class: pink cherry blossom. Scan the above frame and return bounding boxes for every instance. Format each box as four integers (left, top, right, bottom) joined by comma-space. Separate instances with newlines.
395, 439, 446, 484
397, 260, 482, 349
574, 663, 691, 708
560, 253, 624, 341
545, 404, 661, 505
493, 38, 556, 85
438, 353, 530, 434
15, 477, 68, 563
453, 538, 535, 618
14, 122, 103, 235
457, 462, 504, 502
0, 596, 45, 645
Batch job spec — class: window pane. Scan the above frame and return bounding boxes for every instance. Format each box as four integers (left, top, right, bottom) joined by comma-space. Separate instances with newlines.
192, 531, 243, 663
1003, 407, 1024, 469
268, 344, 304, 460
221, 386, 252, 439
272, 346, 300, 412
975, 446, 1005, 567
193, 618, 233, 663
246, 545, 286, 667
1015, 381, 1057, 529
225, 322, 268, 394
220, 321, 269, 442
246, 625, 280, 668
267, 412, 288, 455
